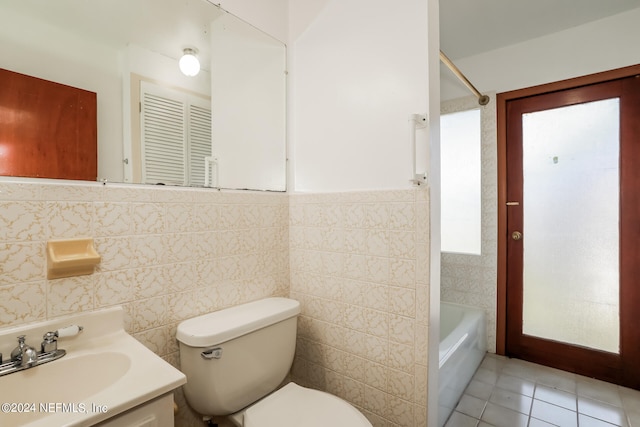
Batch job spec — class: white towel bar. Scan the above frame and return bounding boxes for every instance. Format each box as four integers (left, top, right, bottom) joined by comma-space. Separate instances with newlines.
409, 113, 428, 186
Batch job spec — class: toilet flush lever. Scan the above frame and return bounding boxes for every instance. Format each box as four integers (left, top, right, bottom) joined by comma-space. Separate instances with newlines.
201, 347, 223, 360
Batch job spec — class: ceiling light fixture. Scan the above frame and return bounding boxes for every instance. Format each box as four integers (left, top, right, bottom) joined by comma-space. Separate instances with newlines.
179, 48, 200, 76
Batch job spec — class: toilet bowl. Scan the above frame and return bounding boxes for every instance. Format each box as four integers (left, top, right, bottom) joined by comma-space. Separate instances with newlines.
176, 297, 372, 427
228, 383, 371, 427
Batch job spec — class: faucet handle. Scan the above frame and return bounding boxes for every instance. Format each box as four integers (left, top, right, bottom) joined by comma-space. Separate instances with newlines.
41, 325, 83, 353
10, 335, 37, 367
10, 335, 28, 361
56, 325, 83, 338
42, 331, 57, 353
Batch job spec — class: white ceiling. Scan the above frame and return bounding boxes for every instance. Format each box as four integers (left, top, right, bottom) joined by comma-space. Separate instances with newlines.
3, 0, 223, 67
440, 0, 640, 59
12, 0, 640, 64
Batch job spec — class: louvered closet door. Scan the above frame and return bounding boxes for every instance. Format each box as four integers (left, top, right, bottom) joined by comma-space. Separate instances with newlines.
187, 101, 212, 187
141, 82, 187, 185
140, 81, 212, 186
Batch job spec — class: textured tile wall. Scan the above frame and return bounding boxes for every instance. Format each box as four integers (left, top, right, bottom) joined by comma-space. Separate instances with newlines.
289, 189, 431, 427
440, 94, 498, 352
0, 180, 289, 426
0, 181, 432, 427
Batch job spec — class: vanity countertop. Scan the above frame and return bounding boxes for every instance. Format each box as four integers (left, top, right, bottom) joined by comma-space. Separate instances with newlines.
0, 306, 186, 426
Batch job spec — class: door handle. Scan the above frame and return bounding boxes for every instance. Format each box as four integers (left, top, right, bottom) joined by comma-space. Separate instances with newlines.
512, 231, 522, 241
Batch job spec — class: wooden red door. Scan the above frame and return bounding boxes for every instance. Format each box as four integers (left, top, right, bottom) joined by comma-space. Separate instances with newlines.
0, 68, 97, 181
499, 70, 640, 389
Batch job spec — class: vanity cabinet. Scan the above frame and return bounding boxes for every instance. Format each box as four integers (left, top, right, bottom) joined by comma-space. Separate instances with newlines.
94, 393, 175, 427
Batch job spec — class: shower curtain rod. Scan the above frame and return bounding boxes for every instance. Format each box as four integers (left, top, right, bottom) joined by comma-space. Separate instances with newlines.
440, 50, 490, 106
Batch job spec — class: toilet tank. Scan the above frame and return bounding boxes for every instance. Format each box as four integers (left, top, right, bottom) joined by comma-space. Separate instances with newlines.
176, 297, 300, 416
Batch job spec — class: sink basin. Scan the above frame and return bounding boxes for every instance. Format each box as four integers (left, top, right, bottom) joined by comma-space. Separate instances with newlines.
0, 306, 186, 427
0, 352, 131, 424
7, 352, 130, 401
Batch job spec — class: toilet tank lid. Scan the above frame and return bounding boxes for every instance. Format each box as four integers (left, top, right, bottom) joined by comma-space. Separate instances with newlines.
176, 297, 301, 347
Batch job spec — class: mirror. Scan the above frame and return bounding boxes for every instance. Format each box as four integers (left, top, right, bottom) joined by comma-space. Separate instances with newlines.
0, 0, 286, 191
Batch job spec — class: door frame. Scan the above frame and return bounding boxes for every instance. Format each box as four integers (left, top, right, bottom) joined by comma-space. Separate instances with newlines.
496, 63, 640, 358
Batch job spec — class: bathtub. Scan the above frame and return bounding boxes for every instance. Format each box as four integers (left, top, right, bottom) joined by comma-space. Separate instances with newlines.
438, 302, 487, 427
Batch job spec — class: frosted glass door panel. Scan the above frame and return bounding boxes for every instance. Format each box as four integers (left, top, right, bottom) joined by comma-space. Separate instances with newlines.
522, 98, 620, 353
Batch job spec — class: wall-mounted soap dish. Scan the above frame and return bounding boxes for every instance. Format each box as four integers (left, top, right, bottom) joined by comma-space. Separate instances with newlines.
47, 238, 101, 279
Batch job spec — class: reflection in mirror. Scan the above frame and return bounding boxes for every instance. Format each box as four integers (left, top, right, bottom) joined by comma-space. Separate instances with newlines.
0, 68, 98, 180
0, 0, 286, 191
211, 13, 287, 191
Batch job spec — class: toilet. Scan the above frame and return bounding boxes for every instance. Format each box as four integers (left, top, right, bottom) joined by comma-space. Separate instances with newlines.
176, 297, 372, 427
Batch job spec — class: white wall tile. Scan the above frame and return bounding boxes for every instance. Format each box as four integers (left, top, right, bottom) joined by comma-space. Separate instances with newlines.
290, 189, 430, 426
0, 201, 46, 241
0, 281, 46, 324
0, 182, 427, 427
0, 242, 45, 285
47, 275, 94, 317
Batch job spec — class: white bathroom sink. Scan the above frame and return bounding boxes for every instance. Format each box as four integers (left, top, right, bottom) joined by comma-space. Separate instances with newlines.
6, 352, 131, 402
0, 352, 131, 424
0, 307, 186, 427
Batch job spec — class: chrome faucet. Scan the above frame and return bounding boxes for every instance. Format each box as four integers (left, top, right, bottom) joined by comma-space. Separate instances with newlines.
1, 325, 82, 377
41, 325, 83, 353
41, 331, 58, 353
10, 335, 38, 367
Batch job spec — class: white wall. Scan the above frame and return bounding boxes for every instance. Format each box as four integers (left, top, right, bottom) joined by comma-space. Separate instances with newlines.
0, 8, 123, 183
126, 45, 211, 95
217, 0, 289, 43
441, 7, 640, 100
290, 0, 430, 192
210, 13, 287, 191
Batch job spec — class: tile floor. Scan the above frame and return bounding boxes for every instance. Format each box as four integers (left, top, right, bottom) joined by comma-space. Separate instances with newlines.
445, 353, 640, 427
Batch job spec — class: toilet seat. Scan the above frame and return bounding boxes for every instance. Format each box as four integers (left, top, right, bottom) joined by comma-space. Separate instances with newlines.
242, 382, 372, 427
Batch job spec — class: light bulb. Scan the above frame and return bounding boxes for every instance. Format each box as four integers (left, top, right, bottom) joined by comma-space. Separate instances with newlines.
179, 48, 200, 76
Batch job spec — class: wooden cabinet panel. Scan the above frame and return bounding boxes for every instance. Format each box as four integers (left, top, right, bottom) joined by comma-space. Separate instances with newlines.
0, 68, 97, 180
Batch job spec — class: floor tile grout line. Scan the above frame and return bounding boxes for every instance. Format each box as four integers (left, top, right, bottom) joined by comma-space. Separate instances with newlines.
451, 353, 640, 427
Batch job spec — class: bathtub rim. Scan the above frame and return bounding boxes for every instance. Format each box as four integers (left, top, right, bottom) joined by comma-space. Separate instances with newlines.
439, 302, 486, 368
